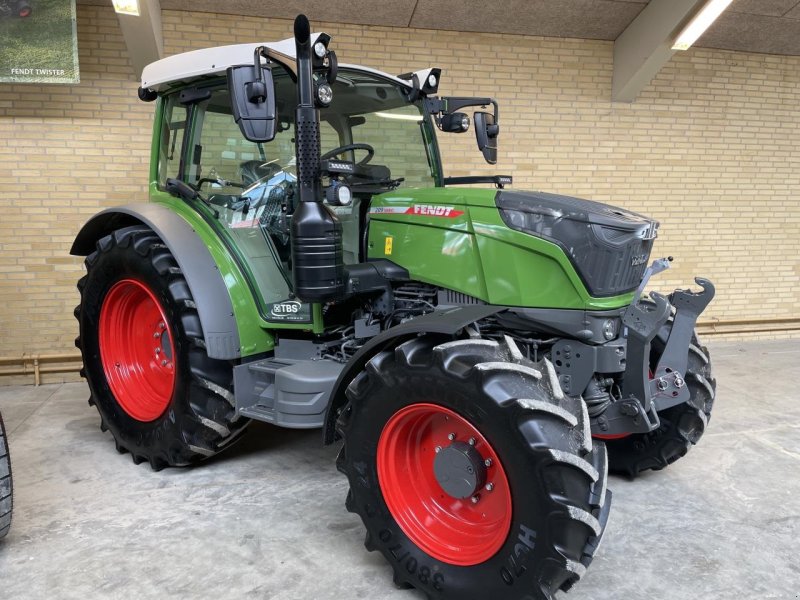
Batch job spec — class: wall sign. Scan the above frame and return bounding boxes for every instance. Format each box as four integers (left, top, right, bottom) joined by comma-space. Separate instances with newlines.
0, 0, 79, 84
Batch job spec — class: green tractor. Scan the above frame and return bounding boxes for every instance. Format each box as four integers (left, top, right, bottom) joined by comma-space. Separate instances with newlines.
72, 15, 716, 600
0, 410, 11, 540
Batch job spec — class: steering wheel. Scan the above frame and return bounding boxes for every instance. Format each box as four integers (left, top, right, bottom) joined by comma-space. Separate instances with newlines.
320, 143, 375, 165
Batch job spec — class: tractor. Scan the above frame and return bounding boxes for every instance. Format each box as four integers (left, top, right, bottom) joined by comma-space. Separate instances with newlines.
71, 15, 716, 600
0, 410, 12, 540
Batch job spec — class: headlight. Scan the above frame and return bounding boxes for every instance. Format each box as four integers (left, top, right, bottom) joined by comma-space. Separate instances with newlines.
602, 319, 618, 340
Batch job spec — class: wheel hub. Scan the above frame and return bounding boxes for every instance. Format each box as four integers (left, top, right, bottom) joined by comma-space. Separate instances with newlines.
433, 440, 487, 499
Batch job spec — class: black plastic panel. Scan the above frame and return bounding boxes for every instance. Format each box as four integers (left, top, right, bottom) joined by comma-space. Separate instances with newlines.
497, 190, 658, 297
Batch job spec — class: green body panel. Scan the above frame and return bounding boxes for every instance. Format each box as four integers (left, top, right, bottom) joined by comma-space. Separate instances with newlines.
148, 189, 276, 355
368, 188, 635, 310
145, 99, 322, 358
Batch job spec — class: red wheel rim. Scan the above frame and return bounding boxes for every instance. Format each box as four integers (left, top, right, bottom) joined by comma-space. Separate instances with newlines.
99, 279, 176, 422
593, 432, 631, 440
377, 403, 512, 566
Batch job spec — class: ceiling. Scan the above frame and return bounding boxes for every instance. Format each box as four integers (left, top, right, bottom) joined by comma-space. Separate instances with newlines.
80, 0, 800, 55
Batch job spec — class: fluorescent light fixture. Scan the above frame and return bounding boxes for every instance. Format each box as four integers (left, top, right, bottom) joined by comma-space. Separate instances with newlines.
112, 0, 140, 16
374, 112, 422, 122
672, 0, 733, 51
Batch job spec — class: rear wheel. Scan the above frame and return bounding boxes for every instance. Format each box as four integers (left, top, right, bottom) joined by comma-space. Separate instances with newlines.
337, 336, 610, 600
75, 225, 249, 469
604, 324, 716, 477
0, 411, 12, 540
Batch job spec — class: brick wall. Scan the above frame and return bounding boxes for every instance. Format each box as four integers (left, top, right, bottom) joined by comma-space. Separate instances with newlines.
0, 5, 798, 383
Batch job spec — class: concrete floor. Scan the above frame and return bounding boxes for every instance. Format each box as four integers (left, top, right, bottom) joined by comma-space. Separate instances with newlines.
0, 339, 798, 599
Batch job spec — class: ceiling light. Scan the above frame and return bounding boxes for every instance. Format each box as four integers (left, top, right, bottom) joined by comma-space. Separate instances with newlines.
112, 0, 140, 16
672, 0, 733, 51
373, 112, 423, 122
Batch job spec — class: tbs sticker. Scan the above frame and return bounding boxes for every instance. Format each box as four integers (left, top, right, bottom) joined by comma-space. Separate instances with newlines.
268, 300, 310, 322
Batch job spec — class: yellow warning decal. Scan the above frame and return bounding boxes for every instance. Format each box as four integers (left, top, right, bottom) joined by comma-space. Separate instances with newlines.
385, 236, 393, 255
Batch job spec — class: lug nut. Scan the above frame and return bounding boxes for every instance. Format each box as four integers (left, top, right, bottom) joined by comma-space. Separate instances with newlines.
153, 332, 160, 338
159, 322, 166, 329
161, 360, 167, 366
485, 483, 494, 492
468, 437, 476, 446
484, 458, 493, 467
155, 347, 161, 354
448, 433, 456, 441
471, 495, 480, 504
435, 446, 442, 453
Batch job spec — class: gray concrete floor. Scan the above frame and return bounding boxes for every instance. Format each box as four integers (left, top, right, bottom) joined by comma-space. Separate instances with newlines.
0, 340, 798, 599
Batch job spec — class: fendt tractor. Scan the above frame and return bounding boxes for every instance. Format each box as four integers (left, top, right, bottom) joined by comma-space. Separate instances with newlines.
71, 15, 716, 599
0, 410, 12, 540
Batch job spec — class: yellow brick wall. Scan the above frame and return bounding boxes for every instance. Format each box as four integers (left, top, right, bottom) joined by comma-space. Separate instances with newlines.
0, 5, 798, 383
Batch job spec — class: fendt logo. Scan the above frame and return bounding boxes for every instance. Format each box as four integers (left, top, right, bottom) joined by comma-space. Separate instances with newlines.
270, 300, 302, 318
631, 254, 649, 267
368, 205, 465, 218
409, 205, 464, 218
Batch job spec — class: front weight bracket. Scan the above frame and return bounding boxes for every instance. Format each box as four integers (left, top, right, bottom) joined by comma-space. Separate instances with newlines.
651, 278, 715, 412
621, 291, 671, 417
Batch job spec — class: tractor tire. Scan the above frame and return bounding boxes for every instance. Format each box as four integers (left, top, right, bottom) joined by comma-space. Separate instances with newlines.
337, 336, 610, 600
605, 323, 716, 478
75, 225, 249, 470
0, 411, 12, 540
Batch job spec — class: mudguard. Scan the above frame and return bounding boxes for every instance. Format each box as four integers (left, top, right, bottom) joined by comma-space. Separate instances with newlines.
322, 304, 501, 444
71, 203, 241, 360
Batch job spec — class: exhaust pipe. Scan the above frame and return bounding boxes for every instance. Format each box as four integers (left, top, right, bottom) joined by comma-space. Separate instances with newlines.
290, 14, 346, 303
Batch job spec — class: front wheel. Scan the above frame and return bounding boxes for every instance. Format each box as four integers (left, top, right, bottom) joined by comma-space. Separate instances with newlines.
337, 336, 610, 600
75, 225, 249, 469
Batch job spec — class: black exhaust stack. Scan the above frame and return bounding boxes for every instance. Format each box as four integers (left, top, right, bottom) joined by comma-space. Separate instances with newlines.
290, 14, 346, 303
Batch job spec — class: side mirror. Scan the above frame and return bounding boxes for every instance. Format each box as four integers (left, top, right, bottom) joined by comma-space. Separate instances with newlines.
227, 62, 276, 143
474, 111, 499, 164
440, 112, 470, 133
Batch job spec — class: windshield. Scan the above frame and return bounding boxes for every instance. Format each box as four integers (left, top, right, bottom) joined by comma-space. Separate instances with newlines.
173, 67, 435, 201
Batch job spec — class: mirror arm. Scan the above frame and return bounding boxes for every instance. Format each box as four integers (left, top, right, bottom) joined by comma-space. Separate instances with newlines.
426, 97, 499, 123
246, 46, 270, 104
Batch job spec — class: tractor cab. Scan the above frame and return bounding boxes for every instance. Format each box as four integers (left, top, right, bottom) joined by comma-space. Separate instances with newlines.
143, 36, 497, 326
158, 63, 435, 264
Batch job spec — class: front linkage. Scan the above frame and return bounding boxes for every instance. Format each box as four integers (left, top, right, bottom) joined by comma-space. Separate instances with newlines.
598, 276, 715, 437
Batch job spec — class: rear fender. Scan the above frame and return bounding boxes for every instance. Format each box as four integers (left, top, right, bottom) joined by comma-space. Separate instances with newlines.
71, 203, 241, 360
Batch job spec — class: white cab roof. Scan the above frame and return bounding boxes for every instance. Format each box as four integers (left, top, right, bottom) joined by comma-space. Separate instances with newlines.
141, 33, 411, 92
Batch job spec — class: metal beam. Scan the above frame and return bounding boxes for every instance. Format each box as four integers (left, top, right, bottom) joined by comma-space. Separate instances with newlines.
612, 0, 706, 103
116, 0, 164, 80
